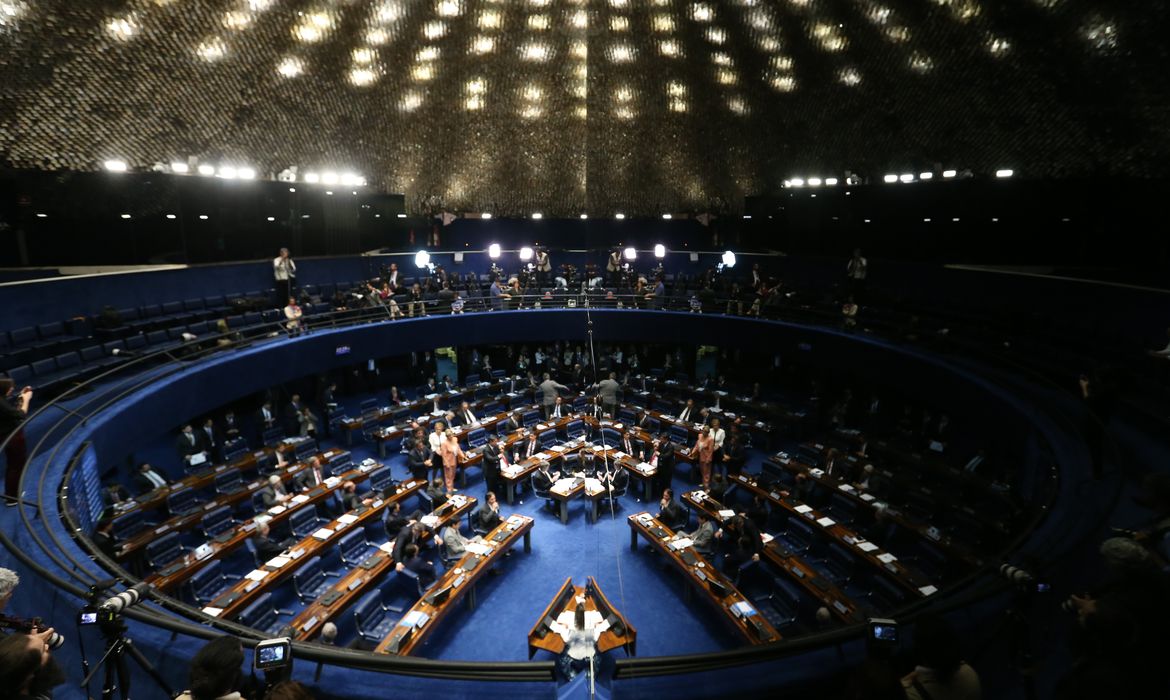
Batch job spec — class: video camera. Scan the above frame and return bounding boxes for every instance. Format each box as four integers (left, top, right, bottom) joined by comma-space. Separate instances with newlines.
0, 613, 65, 649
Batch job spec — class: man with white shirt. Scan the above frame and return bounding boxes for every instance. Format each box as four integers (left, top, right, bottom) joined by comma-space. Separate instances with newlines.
549, 396, 567, 420
677, 399, 696, 423
386, 262, 400, 290
132, 463, 169, 494
294, 456, 326, 491
454, 401, 478, 427
260, 475, 292, 507
273, 247, 297, 304
175, 424, 206, 466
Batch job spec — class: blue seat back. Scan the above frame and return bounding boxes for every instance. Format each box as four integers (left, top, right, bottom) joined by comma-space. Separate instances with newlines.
214, 470, 242, 494
522, 409, 541, 427
565, 420, 585, 438
188, 560, 226, 604
167, 487, 198, 515
288, 505, 320, 538
201, 505, 234, 537
618, 408, 636, 423
369, 467, 394, 494
238, 592, 277, 631
294, 440, 317, 462
353, 589, 385, 638
327, 451, 353, 475
145, 532, 182, 568
467, 428, 487, 448
293, 556, 324, 597
464, 373, 481, 385
111, 511, 144, 541
338, 530, 368, 564
600, 427, 622, 447
539, 430, 558, 448
669, 425, 690, 444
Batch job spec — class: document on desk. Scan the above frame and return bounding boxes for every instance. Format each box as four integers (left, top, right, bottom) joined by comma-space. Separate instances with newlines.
311, 528, 334, 541
378, 542, 394, 554
859, 493, 876, 502
265, 556, 291, 569
291, 494, 310, 504
266, 505, 287, 515
877, 553, 897, 563
816, 517, 836, 527
420, 515, 439, 528
838, 484, 856, 493
584, 478, 603, 495
856, 541, 879, 552
918, 585, 938, 596
324, 476, 341, 488
552, 478, 575, 494
670, 537, 694, 550
245, 569, 268, 582
337, 514, 359, 525
794, 505, 814, 514
464, 542, 492, 556
718, 509, 736, 519
550, 444, 566, 452
401, 611, 430, 628
202, 607, 223, 617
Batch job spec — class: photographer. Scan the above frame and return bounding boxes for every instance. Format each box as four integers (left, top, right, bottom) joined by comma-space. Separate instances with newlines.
0, 630, 64, 700
176, 635, 246, 700
900, 615, 981, 700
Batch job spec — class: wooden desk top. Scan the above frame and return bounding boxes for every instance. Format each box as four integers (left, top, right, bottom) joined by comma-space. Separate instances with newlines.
527, 576, 636, 659
627, 512, 780, 645
375, 514, 535, 656
119, 447, 345, 560
203, 478, 425, 620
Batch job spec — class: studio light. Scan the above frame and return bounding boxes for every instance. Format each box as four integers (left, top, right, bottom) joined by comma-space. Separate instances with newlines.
808, 177, 822, 187
304, 172, 320, 183
267, 216, 275, 221
238, 167, 256, 180
825, 177, 839, 186
519, 246, 534, 261
579, 214, 588, 219
615, 213, 626, 220
488, 243, 501, 259
198, 164, 216, 176
396, 213, 407, 218
171, 162, 189, 174
103, 159, 128, 172
289, 187, 296, 193
218, 166, 237, 179
481, 212, 493, 219
165, 214, 176, 220
722, 250, 737, 267
942, 169, 957, 178
199, 214, 209, 220
662, 213, 672, 219
654, 244, 666, 258
35, 213, 47, 218
883, 174, 898, 183
919, 172, 934, 180
532, 212, 543, 220
120, 213, 131, 219
322, 172, 339, 185
414, 250, 431, 268
899, 173, 914, 183
623, 247, 636, 261
790, 177, 805, 187
996, 169, 1014, 178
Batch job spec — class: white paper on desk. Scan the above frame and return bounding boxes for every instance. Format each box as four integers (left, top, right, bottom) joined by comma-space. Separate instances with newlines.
718, 509, 735, 519
877, 553, 898, 563
291, 494, 310, 504
267, 505, 287, 515
838, 484, 856, 493
809, 468, 825, 478
761, 533, 774, 544
614, 451, 626, 458
534, 452, 549, 461
816, 517, 836, 527
550, 445, 566, 452
202, 607, 223, 617
420, 515, 439, 528
637, 462, 654, 474
794, 505, 813, 514
857, 542, 879, 552
253, 514, 271, 525
585, 478, 603, 495
465, 542, 492, 556
337, 514, 358, 525
324, 476, 341, 488
245, 570, 268, 582
859, 493, 876, 502
670, 537, 694, 550
537, 424, 548, 430
266, 556, 291, 569
311, 528, 334, 540
378, 542, 394, 554
919, 585, 938, 596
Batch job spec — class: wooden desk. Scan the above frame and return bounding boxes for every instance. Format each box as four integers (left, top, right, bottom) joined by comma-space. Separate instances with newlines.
627, 512, 780, 645
119, 447, 345, 561
374, 515, 535, 656
282, 491, 477, 641
204, 479, 426, 620
760, 541, 867, 624
527, 576, 636, 659
342, 381, 513, 447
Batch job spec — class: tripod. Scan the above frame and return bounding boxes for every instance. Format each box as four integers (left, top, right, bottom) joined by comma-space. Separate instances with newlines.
81, 618, 173, 700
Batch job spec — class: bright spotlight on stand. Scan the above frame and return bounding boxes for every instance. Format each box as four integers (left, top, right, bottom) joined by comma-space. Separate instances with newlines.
722, 251, 737, 267
488, 243, 501, 259
883, 174, 898, 183
654, 244, 666, 258
198, 164, 215, 176
519, 246, 534, 261
623, 247, 637, 261
996, 169, 1014, 178
104, 160, 128, 172
532, 212, 543, 220
899, 173, 914, 183
171, 162, 189, 174
481, 213, 493, 219
661, 213, 672, 220
414, 250, 431, 268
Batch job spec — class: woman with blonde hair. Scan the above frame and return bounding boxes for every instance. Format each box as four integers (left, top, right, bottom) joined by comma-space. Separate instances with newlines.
439, 428, 465, 494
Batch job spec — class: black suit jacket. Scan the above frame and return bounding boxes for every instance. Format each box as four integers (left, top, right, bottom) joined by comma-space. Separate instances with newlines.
391, 526, 417, 563
295, 467, 326, 491
408, 446, 432, 478
657, 500, 685, 527
404, 556, 437, 588
482, 443, 502, 474
254, 535, 284, 562
504, 416, 523, 433
176, 431, 201, 458
341, 491, 363, 512
132, 471, 167, 495
533, 470, 554, 492
475, 505, 502, 532
259, 484, 289, 507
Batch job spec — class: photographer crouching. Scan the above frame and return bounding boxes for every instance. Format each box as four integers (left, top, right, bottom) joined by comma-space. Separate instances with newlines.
0, 567, 66, 699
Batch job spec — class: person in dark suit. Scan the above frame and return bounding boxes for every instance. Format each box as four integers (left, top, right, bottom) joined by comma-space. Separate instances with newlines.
746, 494, 770, 532
548, 396, 568, 420
408, 434, 433, 481
656, 488, 686, 529
655, 438, 676, 498
101, 482, 131, 509
175, 424, 205, 465
514, 431, 540, 463
222, 411, 241, 442
253, 521, 286, 562
621, 431, 645, 461
475, 491, 503, 532
398, 544, 437, 588
676, 399, 697, 423
602, 464, 629, 496
532, 461, 558, 492
708, 473, 729, 502
719, 514, 762, 574
503, 411, 524, 434
131, 463, 169, 494
723, 430, 747, 475
294, 457, 326, 491
383, 502, 422, 540
453, 401, 477, 427
284, 394, 304, 435
198, 418, 223, 462
538, 373, 570, 419
482, 434, 504, 498
260, 475, 292, 507
256, 402, 278, 439
425, 478, 447, 509
91, 518, 118, 559
339, 481, 365, 511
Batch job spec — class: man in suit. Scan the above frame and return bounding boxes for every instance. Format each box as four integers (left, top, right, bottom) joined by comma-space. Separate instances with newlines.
538, 373, 570, 419
594, 372, 623, 417
585, 397, 605, 419
383, 502, 422, 540
101, 482, 131, 509
686, 511, 718, 554
252, 521, 286, 562
199, 418, 222, 463
482, 434, 504, 498
475, 491, 503, 532
455, 401, 478, 426
655, 438, 676, 498
339, 481, 366, 511
260, 474, 292, 507
408, 434, 433, 481
175, 424, 206, 466
398, 544, 437, 588
441, 522, 483, 557
723, 428, 747, 475
425, 478, 448, 509
132, 463, 169, 494
222, 411, 241, 441
656, 488, 686, 529
549, 396, 567, 420
677, 399, 697, 423
92, 518, 118, 559
294, 456, 326, 491
718, 514, 762, 573
256, 401, 277, 439
319, 382, 338, 438
285, 394, 304, 435
532, 460, 559, 493
503, 410, 524, 434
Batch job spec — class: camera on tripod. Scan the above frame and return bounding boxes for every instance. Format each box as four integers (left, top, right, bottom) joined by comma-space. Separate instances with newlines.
78, 581, 152, 629
999, 564, 1051, 595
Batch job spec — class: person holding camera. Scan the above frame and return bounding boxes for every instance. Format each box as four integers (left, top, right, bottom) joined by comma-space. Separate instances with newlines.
0, 568, 66, 700
175, 635, 246, 700
900, 615, 981, 700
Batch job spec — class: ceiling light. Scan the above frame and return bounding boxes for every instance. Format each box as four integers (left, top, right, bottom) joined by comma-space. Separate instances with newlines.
996, 169, 1014, 178
415, 250, 431, 268
103, 160, 128, 172
623, 247, 636, 261
883, 174, 898, 183
615, 213, 626, 220
519, 246, 534, 261
721, 251, 737, 268
532, 212, 543, 220
396, 213, 407, 218
899, 173, 914, 183
481, 212, 493, 219
825, 178, 839, 185
119, 213, 131, 219
199, 215, 209, 220
304, 173, 320, 183
488, 244, 501, 259
170, 162, 189, 174
267, 216, 275, 222
661, 214, 672, 219
942, 169, 957, 178
919, 172, 934, 180
654, 244, 666, 258
198, 164, 215, 176
808, 177, 822, 187
579, 214, 588, 220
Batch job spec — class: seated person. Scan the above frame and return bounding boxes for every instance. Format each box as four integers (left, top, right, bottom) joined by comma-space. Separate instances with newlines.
294, 457, 326, 491
398, 543, 437, 589
454, 401, 478, 426
339, 481, 367, 512
91, 517, 118, 559
252, 521, 289, 562
384, 502, 422, 540
548, 396, 568, 419
719, 514, 762, 573
708, 473, 729, 503
745, 494, 770, 532
425, 477, 448, 509
102, 482, 131, 509
393, 522, 442, 566
132, 462, 169, 494
514, 431, 540, 462
503, 410, 524, 434
621, 431, 645, 461
656, 488, 686, 528
260, 475, 292, 507
578, 451, 597, 476
600, 465, 630, 494
440, 522, 484, 557
685, 511, 718, 554
474, 491, 503, 532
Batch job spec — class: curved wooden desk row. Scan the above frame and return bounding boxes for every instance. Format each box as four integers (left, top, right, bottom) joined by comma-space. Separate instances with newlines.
627, 513, 780, 645
146, 459, 398, 593
765, 453, 984, 570
527, 577, 636, 660
283, 494, 480, 642
375, 515, 535, 656
337, 378, 515, 447
118, 447, 346, 560
114, 438, 307, 520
